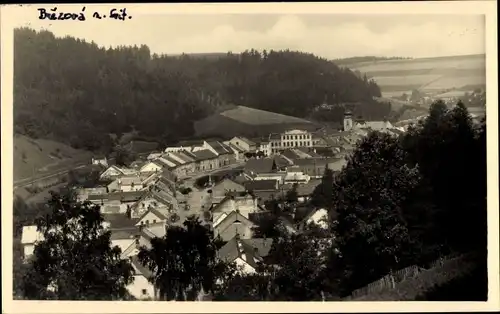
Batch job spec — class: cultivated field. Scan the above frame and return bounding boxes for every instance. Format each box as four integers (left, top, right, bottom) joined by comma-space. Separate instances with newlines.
14, 134, 93, 182
194, 105, 318, 138
343, 54, 486, 98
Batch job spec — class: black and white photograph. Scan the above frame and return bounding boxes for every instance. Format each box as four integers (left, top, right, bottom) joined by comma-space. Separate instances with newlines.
1, 1, 498, 310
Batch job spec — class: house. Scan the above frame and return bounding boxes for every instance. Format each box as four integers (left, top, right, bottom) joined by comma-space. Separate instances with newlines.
130, 189, 177, 219
166, 151, 196, 177
226, 136, 257, 152
224, 142, 245, 161
87, 191, 146, 214
139, 160, 164, 174
129, 160, 147, 170
134, 206, 170, 238
127, 255, 156, 300
203, 141, 235, 167
295, 147, 322, 158
192, 149, 219, 172
296, 208, 329, 231
21, 220, 113, 260
141, 172, 162, 188
125, 140, 160, 156
249, 211, 298, 235
76, 187, 108, 202
165, 140, 205, 153
244, 179, 279, 193
281, 149, 302, 161
211, 178, 247, 201
92, 155, 108, 167
104, 213, 140, 233
284, 165, 310, 184
147, 152, 162, 161
257, 140, 272, 157
20, 225, 44, 260
211, 194, 261, 222
243, 179, 280, 203
292, 158, 346, 179
244, 158, 277, 176
292, 179, 321, 203
213, 210, 256, 242
107, 175, 144, 193
157, 155, 181, 169
269, 133, 282, 154
217, 235, 274, 274
99, 165, 138, 181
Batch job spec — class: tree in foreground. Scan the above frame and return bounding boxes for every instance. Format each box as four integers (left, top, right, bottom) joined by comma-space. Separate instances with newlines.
330, 131, 420, 296
137, 216, 233, 300
21, 192, 134, 300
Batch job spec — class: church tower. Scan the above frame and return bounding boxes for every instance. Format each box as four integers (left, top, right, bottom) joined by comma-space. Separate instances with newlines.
343, 110, 353, 131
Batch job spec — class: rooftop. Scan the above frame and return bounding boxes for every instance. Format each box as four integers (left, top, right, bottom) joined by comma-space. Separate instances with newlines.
193, 149, 218, 161
244, 179, 278, 192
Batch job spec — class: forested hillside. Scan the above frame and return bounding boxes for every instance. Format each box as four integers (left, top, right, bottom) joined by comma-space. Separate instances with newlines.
14, 27, 384, 152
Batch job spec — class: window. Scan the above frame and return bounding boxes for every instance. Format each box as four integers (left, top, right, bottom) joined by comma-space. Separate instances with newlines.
153, 219, 157, 224
142, 289, 147, 295
146, 220, 149, 225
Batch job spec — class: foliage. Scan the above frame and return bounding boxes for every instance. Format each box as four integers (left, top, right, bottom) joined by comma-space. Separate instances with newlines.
330, 131, 421, 296
400, 101, 486, 255
330, 100, 486, 299
15, 28, 384, 151
311, 166, 335, 211
137, 217, 232, 300
214, 234, 330, 301
114, 146, 136, 167
20, 192, 134, 300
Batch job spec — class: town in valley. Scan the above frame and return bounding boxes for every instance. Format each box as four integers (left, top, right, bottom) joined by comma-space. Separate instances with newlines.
11, 12, 488, 302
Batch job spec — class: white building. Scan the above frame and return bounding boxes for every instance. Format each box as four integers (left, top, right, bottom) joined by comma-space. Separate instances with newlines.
269, 129, 314, 154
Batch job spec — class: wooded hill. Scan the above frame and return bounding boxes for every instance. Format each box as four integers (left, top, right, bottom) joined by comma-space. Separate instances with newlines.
14, 27, 387, 153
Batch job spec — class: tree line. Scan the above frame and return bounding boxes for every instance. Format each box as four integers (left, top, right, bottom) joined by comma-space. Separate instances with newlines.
14, 28, 385, 153
13, 100, 486, 301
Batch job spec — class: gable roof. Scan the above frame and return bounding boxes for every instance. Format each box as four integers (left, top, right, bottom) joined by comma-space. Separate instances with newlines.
100, 165, 126, 177
213, 178, 246, 193
281, 149, 301, 160
227, 143, 245, 153
206, 141, 232, 155
193, 149, 218, 161
236, 136, 256, 147
175, 150, 197, 162
217, 236, 274, 269
136, 206, 170, 223
273, 155, 293, 167
169, 151, 195, 164
294, 179, 322, 196
213, 210, 255, 230
103, 213, 140, 230
244, 179, 278, 192
233, 174, 251, 185
130, 255, 154, 278
159, 155, 181, 167
245, 158, 276, 174
117, 176, 142, 186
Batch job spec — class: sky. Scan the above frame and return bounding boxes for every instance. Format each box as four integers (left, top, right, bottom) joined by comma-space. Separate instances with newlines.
11, 6, 485, 59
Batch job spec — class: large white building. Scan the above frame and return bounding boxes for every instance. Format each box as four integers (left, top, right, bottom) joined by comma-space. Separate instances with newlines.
269, 129, 314, 154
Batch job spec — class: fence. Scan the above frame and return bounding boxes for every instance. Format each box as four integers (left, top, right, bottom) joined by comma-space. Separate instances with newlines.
345, 253, 470, 300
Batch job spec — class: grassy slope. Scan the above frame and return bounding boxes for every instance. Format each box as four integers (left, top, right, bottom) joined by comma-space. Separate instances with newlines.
194, 105, 318, 138
14, 134, 93, 182
342, 54, 486, 98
